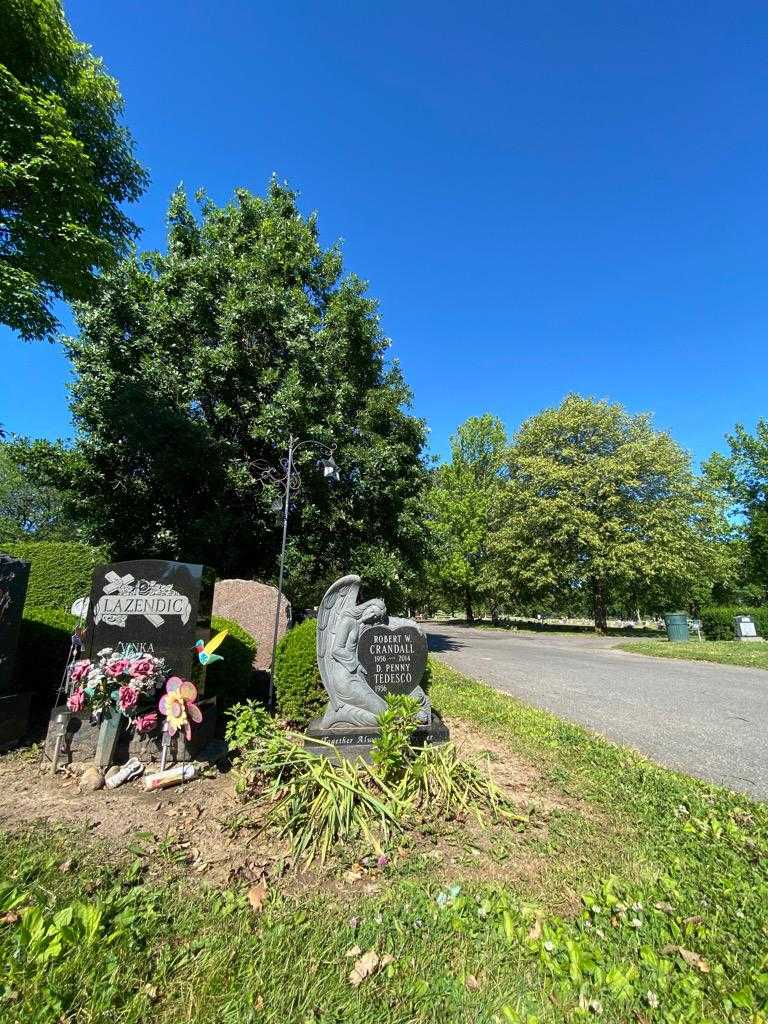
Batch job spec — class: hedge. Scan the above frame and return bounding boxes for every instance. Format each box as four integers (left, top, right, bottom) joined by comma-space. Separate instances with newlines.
274, 617, 433, 727
1, 541, 108, 611
12, 609, 76, 721
700, 606, 768, 641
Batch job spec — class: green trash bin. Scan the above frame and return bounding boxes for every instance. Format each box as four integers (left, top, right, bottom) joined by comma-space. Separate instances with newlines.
664, 612, 689, 643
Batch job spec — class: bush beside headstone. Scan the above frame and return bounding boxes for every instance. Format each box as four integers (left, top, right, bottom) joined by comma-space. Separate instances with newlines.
700, 606, 768, 641
203, 616, 258, 707
274, 619, 325, 727
13, 608, 76, 724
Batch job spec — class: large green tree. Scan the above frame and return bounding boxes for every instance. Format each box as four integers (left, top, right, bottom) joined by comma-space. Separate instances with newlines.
704, 420, 768, 603
426, 414, 508, 622
490, 395, 730, 631
0, 0, 147, 340
62, 182, 429, 609
0, 436, 79, 541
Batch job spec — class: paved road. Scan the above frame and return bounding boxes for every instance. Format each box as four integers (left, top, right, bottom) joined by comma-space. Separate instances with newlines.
425, 623, 768, 800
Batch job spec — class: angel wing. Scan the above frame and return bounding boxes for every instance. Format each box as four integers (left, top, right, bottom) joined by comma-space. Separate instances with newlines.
316, 575, 361, 709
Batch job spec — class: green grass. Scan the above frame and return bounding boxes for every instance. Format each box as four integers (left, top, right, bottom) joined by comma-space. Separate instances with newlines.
617, 637, 768, 671
1, 660, 767, 1023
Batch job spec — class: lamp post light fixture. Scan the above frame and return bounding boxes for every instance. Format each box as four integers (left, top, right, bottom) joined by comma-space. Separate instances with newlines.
252, 434, 340, 711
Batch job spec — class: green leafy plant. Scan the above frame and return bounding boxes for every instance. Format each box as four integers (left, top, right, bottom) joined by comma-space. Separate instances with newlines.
12, 608, 75, 706
403, 742, 524, 824
263, 739, 404, 863
231, 704, 522, 863
225, 700, 275, 752
273, 619, 325, 726
371, 694, 420, 782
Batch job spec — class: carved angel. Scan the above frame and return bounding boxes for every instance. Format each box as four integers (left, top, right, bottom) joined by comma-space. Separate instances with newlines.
315, 575, 430, 729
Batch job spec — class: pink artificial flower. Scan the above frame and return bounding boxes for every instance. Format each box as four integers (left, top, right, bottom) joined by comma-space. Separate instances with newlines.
118, 685, 140, 711
70, 659, 91, 683
67, 688, 86, 713
106, 659, 130, 677
159, 677, 202, 741
131, 658, 155, 677
133, 712, 158, 734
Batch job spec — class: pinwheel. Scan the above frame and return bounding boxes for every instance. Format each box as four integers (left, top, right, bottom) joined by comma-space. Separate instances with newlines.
194, 628, 228, 665
159, 676, 202, 741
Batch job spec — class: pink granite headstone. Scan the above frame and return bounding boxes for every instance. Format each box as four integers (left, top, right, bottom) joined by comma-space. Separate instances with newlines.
212, 579, 291, 671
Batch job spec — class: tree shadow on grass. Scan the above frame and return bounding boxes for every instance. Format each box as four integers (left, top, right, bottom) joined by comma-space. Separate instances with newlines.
425, 630, 466, 652
438, 618, 661, 638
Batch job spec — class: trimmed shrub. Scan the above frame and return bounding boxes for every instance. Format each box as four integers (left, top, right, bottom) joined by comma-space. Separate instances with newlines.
1, 541, 108, 611
203, 616, 258, 707
700, 606, 768, 641
274, 618, 325, 727
13, 609, 77, 717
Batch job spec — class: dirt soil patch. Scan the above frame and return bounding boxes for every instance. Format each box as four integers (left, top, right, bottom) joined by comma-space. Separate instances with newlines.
0, 718, 589, 900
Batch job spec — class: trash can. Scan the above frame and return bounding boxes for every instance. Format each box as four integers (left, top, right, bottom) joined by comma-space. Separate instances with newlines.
664, 612, 689, 643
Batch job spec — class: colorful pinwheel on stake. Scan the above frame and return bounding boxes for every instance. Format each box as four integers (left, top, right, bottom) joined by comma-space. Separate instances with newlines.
159, 677, 202, 741
194, 629, 228, 665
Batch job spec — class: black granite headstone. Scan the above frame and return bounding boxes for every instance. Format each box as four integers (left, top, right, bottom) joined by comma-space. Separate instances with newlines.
358, 624, 428, 699
85, 560, 214, 683
0, 555, 30, 695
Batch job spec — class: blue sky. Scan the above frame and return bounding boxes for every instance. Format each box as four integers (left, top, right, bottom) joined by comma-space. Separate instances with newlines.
4, 1, 768, 466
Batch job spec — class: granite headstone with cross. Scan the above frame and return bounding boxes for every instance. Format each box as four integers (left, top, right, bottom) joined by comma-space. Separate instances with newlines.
46, 559, 216, 766
85, 559, 215, 680
0, 554, 32, 749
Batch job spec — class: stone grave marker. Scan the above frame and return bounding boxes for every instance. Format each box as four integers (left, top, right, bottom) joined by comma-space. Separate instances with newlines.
85, 559, 214, 681
212, 578, 290, 671
0, 554, 32, 749
305, 574, 448, 760
0, 554, 30, 693
47, 559, 215, 766
358, 623, 428, 699
734, 615, 761, 641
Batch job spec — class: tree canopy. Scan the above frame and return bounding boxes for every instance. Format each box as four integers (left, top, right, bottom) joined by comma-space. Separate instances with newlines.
60, 181, 429, 610
0, 436, 78, 541
489, 395, 730, 630
705, 419, 768, 603
425, 414, 508, 622
0, 0, 147, 340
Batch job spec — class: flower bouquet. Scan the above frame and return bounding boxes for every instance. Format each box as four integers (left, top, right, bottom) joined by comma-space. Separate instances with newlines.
67, 648, 166, 734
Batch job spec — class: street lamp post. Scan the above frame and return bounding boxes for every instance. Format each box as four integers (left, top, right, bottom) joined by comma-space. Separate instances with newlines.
252, 435, 340, 711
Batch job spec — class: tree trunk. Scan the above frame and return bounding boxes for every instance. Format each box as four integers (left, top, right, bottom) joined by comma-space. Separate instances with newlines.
593, 579, 608, 634
465, 591, 474, 625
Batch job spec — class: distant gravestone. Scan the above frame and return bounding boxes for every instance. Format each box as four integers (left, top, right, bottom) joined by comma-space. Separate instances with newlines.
0, 554, 32, 748
358, 623, 428, 698
734, 615, 761, 641
85, 559, 214, 681
212, 578, 290, 671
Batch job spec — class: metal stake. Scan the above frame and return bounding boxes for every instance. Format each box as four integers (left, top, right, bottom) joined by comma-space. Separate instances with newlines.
268, 435, 294, 713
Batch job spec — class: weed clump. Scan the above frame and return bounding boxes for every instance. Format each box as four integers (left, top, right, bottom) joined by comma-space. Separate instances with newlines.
225, 695, 524, 864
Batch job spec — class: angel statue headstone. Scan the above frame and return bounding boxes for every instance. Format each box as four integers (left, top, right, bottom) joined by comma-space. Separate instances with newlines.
306, 575, 448, 757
